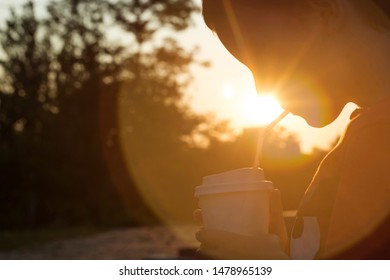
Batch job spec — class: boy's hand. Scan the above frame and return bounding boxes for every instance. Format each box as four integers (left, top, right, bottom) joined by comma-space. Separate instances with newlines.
194, 189, 289, 259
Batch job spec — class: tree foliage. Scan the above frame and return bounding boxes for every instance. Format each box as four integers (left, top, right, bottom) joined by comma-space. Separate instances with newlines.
0, 0, 203, 228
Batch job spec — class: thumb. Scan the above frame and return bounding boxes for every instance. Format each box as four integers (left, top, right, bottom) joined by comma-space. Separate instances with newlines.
193, 208, 203, 226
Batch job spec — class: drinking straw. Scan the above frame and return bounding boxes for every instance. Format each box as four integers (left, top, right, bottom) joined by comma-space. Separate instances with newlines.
254, 110, 290, 168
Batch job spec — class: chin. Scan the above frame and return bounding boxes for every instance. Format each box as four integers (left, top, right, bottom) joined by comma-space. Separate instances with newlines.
303, 116, 336, 128
292, 107, 340, 128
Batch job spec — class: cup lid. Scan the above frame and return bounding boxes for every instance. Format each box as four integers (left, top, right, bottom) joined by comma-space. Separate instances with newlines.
195, 168, 273, 197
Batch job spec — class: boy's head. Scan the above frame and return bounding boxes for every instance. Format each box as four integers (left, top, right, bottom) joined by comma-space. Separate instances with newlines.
202, 0, 390, 126
203, 1, 390, 31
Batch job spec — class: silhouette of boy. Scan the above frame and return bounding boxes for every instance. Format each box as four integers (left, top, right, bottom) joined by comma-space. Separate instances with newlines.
195, 0, 390, 259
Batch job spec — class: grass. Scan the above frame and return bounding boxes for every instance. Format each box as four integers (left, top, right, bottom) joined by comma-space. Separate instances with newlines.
0, 227, 102, 252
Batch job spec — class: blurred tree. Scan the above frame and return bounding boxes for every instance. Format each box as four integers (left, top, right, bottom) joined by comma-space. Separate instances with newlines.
42, 0, 132, 226
0, 1, 58, 227
0, 0, 204, 228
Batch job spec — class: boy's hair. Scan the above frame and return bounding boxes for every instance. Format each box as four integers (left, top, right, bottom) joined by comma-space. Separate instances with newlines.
202, 0, 390, 31
354, 0, 390, 29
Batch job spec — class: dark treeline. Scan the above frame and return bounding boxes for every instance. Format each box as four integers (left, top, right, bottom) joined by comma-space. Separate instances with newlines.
0, 0, 332, 230
0, 0, 203, 229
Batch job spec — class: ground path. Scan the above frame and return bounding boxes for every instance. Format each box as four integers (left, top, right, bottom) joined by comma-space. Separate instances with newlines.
0, 225, 199, 260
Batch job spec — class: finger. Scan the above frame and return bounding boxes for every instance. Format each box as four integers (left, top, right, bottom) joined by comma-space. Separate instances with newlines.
193, 208, 203, 226
269, 189, 284, 231
269, 189, 288, 251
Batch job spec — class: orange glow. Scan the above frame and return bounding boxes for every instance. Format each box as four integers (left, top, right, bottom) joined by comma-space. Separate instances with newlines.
242, 93, 284, 126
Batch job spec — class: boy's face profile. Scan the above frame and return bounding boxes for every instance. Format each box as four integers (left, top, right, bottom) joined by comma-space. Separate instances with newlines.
202, 0, 378, 127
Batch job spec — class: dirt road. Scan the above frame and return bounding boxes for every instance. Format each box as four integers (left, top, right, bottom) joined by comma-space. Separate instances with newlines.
0, 225, 199, 260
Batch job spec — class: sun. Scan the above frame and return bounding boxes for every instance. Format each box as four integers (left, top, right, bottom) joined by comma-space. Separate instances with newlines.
242, 93, 284, 126
219, 84, 284, 127
221, 84, 235, 99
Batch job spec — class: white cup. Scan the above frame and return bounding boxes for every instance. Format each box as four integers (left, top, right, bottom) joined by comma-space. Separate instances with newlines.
195, 168, 273, 236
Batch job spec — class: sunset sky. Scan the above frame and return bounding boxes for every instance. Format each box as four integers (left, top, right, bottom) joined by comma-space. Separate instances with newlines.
1, 0, 358, 153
